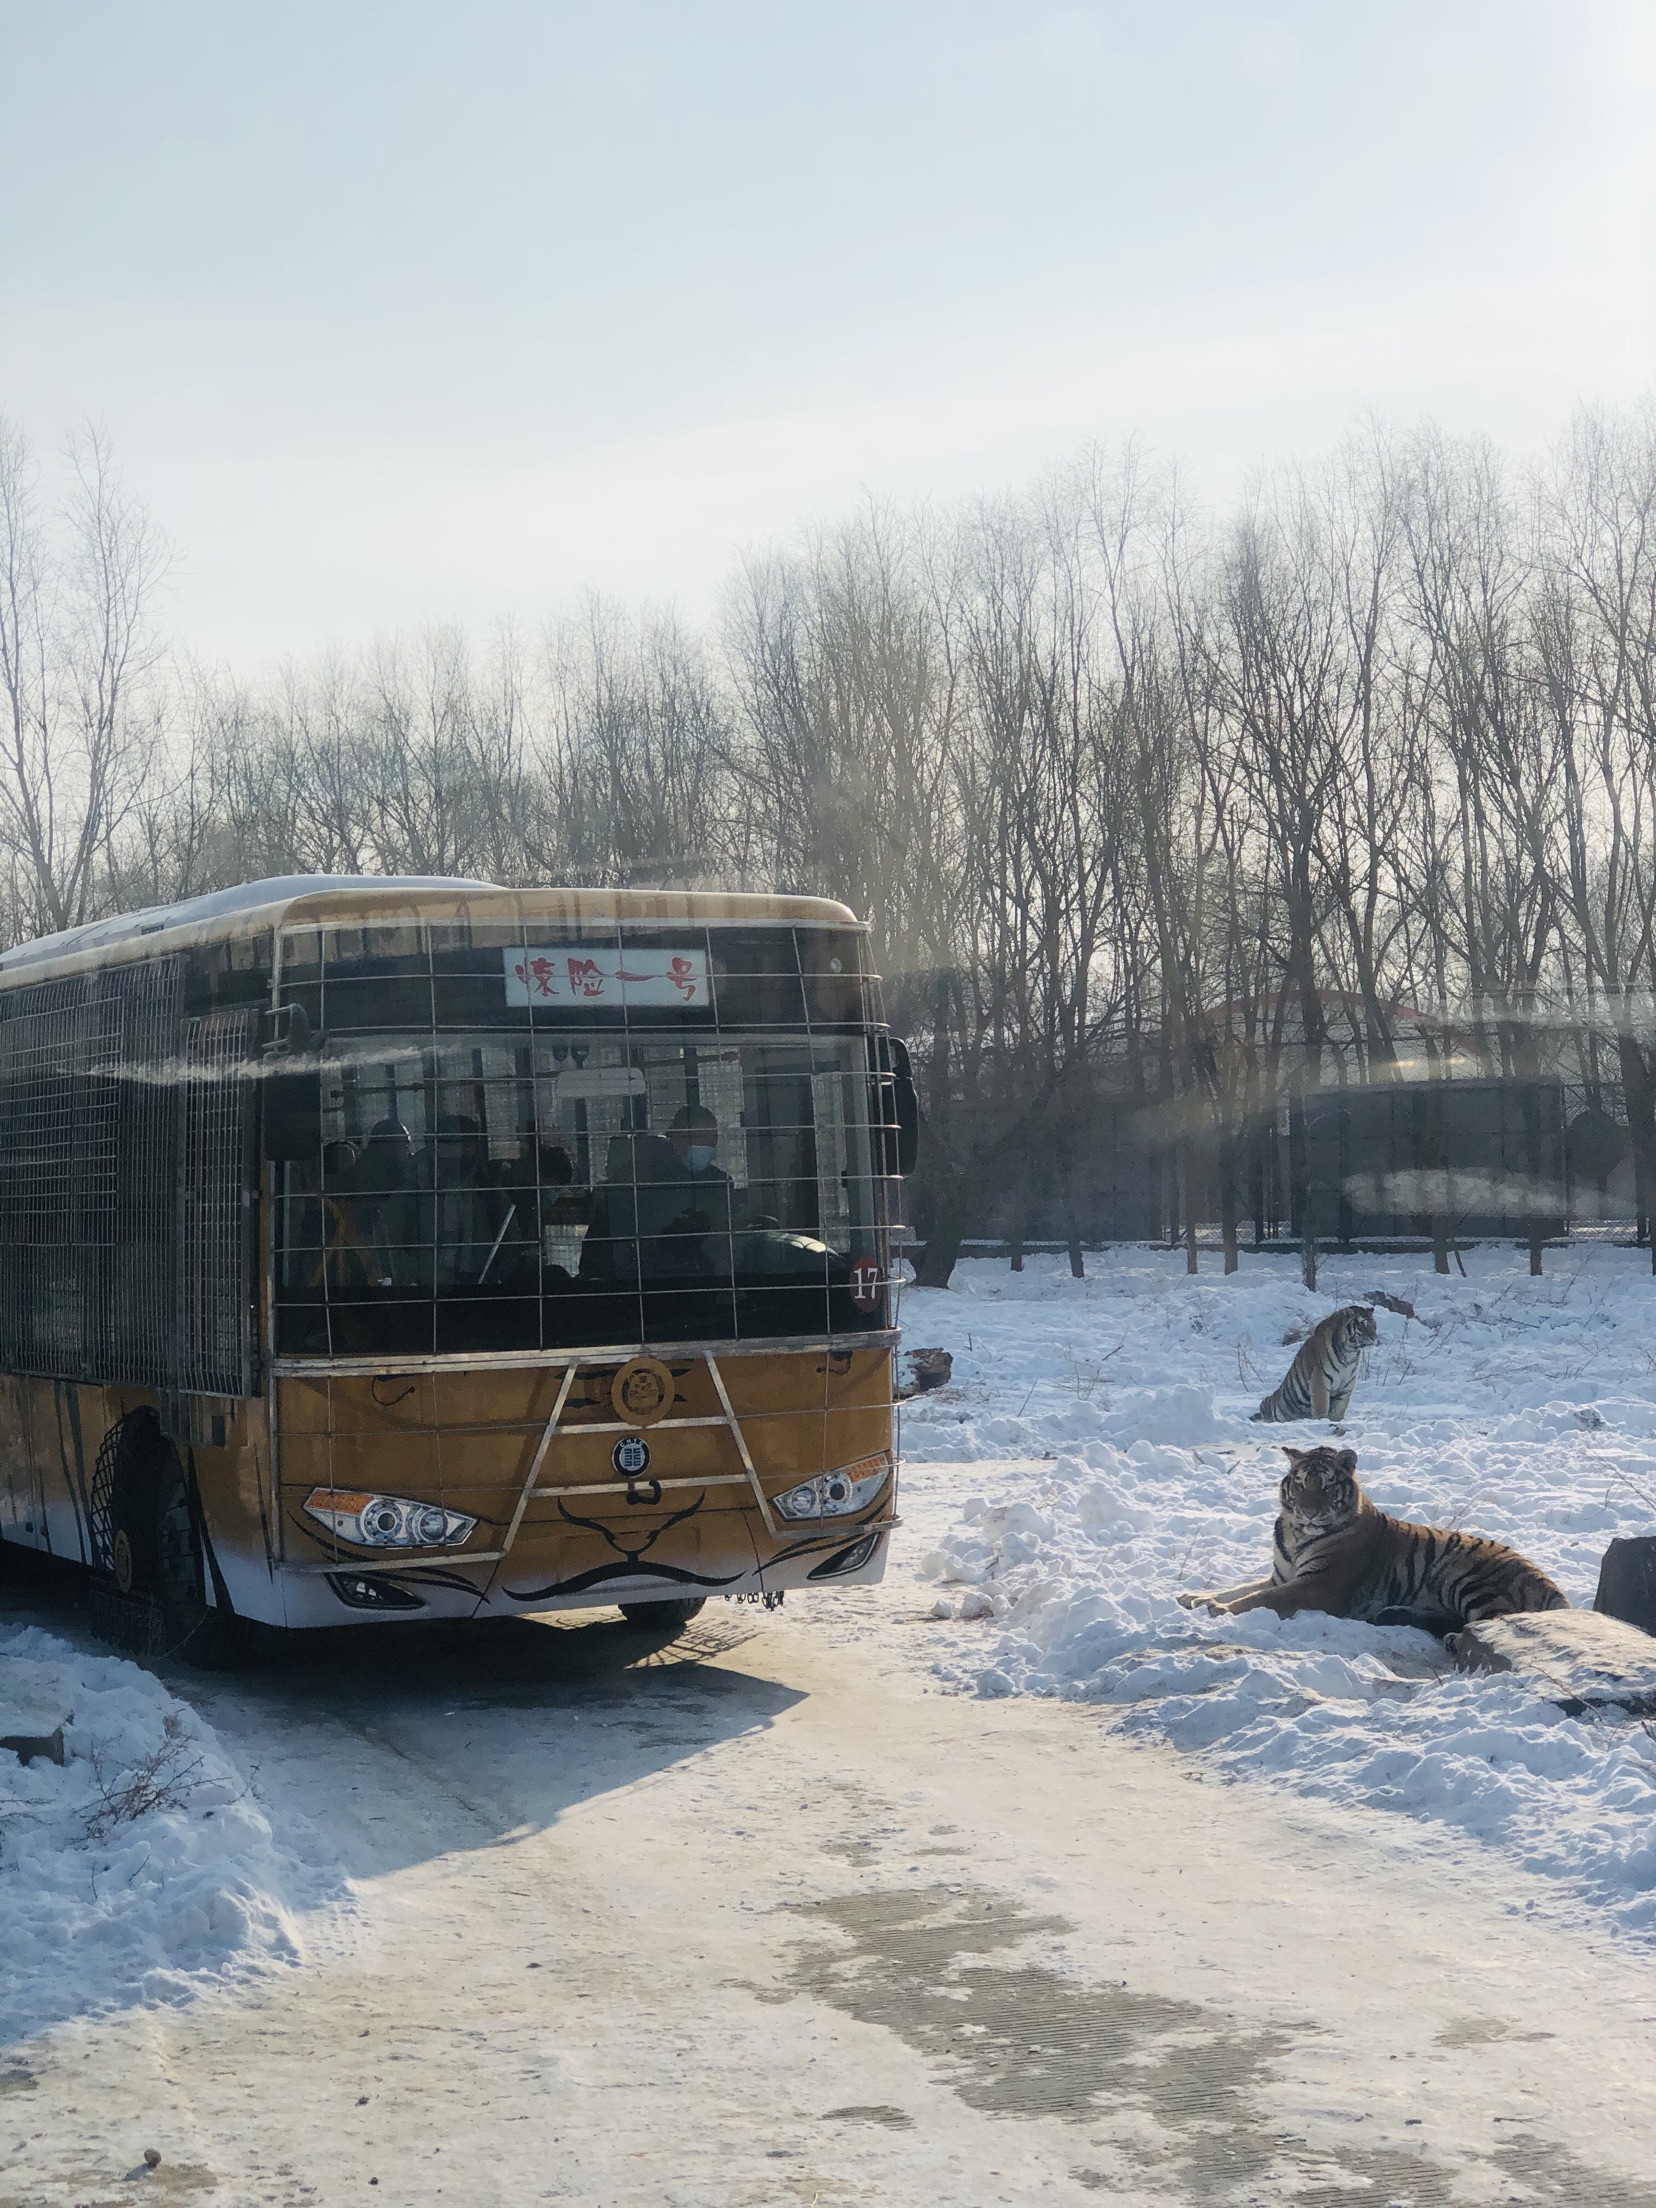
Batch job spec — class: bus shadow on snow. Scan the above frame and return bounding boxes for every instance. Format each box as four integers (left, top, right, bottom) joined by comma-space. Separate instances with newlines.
233, 1599, 789, 1707
2, 1571, 806, 1884
202, 1607, 810, 1879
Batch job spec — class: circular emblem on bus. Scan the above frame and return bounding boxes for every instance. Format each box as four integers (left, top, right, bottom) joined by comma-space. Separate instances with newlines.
612, 1434, 652, 1478
611, 1356, 675, 1426
849, 1256, 883, 1311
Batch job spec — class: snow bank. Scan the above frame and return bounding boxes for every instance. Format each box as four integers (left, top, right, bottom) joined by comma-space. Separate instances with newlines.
896, 1243, 1656, 1934
0, 1625, 341, 2044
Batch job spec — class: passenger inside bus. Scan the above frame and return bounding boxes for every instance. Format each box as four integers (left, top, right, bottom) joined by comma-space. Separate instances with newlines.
581, 1107, 744, 1282
316, 1138, 371, 1292
293, 1032, 875, 1346
321, 1114, 580, 1295
415, 1112, 515, 1290
356, 1116, 417, 1288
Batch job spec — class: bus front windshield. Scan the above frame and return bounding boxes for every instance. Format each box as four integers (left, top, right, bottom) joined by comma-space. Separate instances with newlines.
276, 1029, 888, 1355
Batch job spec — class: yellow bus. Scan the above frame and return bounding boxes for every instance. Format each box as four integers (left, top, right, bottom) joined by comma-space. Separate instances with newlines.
0, 879, 916, 1656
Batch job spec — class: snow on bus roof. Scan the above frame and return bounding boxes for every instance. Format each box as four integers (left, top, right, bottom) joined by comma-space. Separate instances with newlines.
0, 876, 862, 979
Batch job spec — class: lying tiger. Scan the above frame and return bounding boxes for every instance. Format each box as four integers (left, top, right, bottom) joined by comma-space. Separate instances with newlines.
1178, 1444, 1568, 1629
1252, 1303, 1377, 1422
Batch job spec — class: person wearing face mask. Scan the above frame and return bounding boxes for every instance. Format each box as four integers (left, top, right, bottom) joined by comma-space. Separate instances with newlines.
637, 1103, 738, 1278
668, 1104, 725, 1179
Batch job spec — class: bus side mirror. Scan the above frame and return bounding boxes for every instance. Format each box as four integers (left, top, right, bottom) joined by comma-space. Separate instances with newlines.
260, 1002, 311, 1056
264, 1069, 321, 1163
889, 1036, 919, 1177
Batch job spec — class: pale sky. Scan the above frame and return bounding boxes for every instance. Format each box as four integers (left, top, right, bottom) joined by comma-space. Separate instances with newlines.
3, 1, 1654, 665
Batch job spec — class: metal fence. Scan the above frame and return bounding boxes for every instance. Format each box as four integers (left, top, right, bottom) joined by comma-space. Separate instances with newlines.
931, 1074, 1581, 1254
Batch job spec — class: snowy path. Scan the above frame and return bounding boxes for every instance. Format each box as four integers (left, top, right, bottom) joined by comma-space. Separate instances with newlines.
6, 1590, 1656, 2208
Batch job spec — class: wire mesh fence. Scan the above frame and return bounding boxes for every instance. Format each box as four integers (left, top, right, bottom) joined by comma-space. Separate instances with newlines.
0, 957, 195, 1389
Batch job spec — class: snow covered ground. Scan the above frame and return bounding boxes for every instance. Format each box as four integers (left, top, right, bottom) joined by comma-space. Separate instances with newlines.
892, 1241, 1656, 1936
6, 1257, 1656, 2202
6, 1239, 1656, 2074
0, 1623, 345, 2042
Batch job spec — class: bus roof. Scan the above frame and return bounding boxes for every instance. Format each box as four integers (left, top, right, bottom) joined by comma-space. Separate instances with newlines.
0, 877, 863, 987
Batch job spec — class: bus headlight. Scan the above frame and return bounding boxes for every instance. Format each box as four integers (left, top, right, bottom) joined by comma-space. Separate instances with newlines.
772, 1454, 891, 1522
303, 1489, 478, 1549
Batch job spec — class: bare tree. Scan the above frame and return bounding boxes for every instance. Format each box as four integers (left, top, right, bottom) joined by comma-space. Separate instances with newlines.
0, 420, 169, 939
11, 404, 1655, 1286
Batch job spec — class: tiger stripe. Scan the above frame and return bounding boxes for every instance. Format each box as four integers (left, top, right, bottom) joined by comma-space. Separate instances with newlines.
1253, 1304, 1378, 1424
1181, 1444, 1568, 1628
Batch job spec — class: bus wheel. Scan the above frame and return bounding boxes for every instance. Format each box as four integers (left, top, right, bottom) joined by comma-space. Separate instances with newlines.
102, 1411, 248, 1669
617, 1597, 706, 1632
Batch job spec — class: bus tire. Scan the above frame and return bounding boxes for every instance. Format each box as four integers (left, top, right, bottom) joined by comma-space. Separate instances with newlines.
617, 1597, 706, 1631
103, 1411, 250, 1670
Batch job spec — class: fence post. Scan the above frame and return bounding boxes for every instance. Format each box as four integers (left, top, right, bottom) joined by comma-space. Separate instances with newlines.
1522, 1080, 1545, 1278
1290, 1091, 1316, 1289
1180, 1139, 1199, 1275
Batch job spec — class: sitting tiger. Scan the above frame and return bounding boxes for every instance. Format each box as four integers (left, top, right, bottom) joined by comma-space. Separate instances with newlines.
1178, 1444, 1568, 1630
1252, 1303, 1377, 1423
